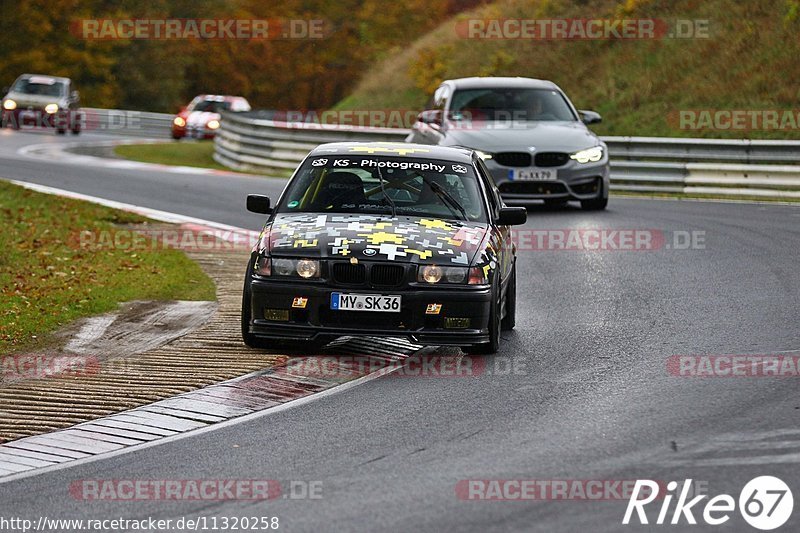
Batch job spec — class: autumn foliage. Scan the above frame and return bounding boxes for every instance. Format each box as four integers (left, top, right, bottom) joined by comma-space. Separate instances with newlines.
0, 0, 484, 112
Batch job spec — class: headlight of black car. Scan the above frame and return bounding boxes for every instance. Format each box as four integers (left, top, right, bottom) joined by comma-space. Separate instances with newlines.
254, 256, 320, 279
417, 265, 486, 285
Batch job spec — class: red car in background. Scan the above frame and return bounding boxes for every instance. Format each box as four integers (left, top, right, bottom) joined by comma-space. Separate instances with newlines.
171, 94, 251, 139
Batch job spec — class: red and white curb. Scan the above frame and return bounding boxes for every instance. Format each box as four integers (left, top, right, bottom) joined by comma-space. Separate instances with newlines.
0, 339, 424, 481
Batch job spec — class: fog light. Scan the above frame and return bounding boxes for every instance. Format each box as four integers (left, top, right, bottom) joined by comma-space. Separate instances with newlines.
264, 308, 289, 321
445, 317, 470, 329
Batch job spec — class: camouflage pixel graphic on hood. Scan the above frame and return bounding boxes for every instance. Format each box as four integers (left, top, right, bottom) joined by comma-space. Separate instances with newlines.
263, 214, 489, 265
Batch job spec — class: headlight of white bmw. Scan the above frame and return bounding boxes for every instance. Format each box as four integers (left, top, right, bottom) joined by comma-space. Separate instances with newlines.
475, 150, 493, 160
207, 119, 220, 130
45, 104, 59, 114
3, 99, 17, 110
570, 146, 604, 164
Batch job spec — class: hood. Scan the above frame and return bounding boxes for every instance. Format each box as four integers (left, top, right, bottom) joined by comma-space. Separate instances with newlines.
4, 91, 66, 108
263, 213, 489, 266
445, 120, 602, 153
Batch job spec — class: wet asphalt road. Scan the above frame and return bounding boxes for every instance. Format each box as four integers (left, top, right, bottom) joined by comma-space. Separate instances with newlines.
1, 129, 799, 532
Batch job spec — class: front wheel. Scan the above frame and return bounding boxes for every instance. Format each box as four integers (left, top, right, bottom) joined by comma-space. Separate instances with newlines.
501, 264, 516, 331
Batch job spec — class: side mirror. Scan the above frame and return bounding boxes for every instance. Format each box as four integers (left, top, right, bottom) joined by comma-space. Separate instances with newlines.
496, 207, 527, 226
417, 109, 443, 126
247, 194, 272, 214
70, 90, 79, 101
579, 110, 602, 125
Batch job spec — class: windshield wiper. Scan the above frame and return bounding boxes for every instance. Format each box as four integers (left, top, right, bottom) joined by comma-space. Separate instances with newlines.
417, 174, 468, 221
375, 166, 397, 218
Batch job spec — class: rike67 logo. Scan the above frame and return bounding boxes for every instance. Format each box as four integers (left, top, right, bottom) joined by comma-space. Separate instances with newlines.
623, 477, 794, 530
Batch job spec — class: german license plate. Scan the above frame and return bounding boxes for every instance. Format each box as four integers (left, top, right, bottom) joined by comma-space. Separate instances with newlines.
510, 168, 557, 181
331, 293, 401, 312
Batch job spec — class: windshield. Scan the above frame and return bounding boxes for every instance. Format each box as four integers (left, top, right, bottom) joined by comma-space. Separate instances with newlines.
449, 88, 577, 122
276, 156, 487, 222
189, 100, 230, 112
12, 78, 66, 97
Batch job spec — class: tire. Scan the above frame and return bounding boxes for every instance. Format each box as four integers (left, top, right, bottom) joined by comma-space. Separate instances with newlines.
501, 264, 516, 331
56, 129, 66, 135
71, 129, 80, 135
466, 280, 501, 355
580, 183, 608, 210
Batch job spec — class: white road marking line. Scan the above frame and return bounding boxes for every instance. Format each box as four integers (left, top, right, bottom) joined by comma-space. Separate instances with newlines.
7, 179, 251, 233
16, 139, 269, 179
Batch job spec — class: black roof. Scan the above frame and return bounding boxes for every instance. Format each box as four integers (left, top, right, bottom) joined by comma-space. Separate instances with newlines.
309, 142, 475, 163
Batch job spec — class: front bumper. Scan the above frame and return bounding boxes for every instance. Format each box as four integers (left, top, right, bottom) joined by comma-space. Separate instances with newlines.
486, 157, 610, 202
173, 124, 216, 139
247, 277, 492, 346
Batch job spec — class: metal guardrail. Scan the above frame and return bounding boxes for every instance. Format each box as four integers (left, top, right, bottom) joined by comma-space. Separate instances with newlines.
206, 111, 800, 199
81, 108, 173, 138
213, 111, 406, 174
605, 137, 800, 198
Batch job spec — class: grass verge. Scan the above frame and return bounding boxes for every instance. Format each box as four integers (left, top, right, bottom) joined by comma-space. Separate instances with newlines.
337, 0, 800, 140
0, 180, 216, 354
115, 141, 293, 178
114, 141, 236, 173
